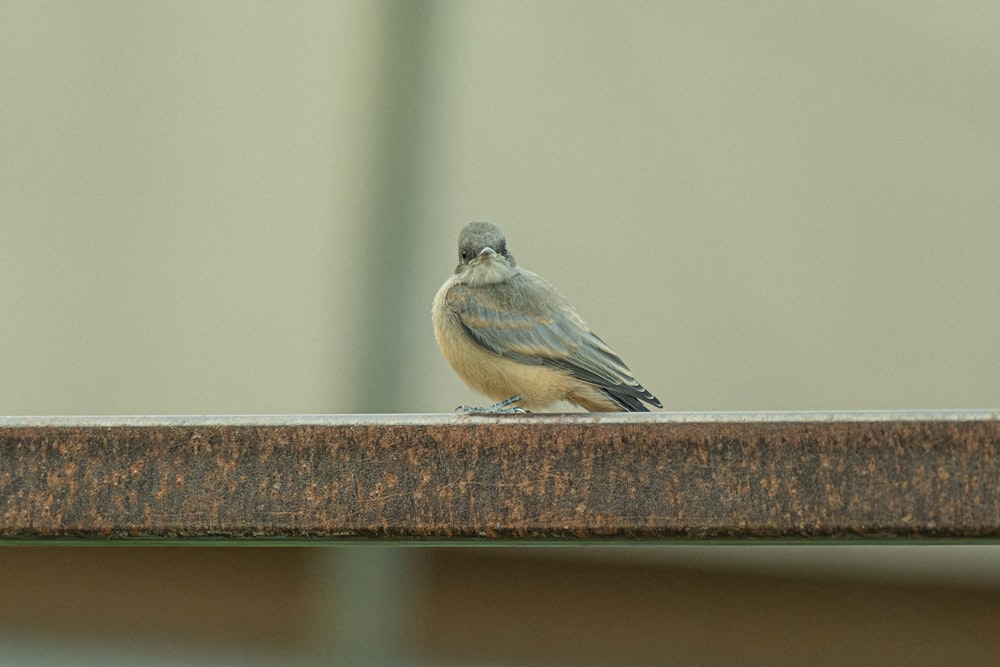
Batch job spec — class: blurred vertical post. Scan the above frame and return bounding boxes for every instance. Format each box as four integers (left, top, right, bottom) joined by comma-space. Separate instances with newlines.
346, 1, 438, 413
322, 2, 438, 662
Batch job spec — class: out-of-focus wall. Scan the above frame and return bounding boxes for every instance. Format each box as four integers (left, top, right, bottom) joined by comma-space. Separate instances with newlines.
1, 1, 383, 414
413, 2, 1000, 412
2, 2, 998, 416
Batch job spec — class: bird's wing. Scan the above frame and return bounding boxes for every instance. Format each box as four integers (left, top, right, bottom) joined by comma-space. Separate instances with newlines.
443, 274, 660, 408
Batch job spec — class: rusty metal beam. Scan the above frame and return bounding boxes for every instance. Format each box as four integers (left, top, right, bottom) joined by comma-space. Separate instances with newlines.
1, 412, 998, 541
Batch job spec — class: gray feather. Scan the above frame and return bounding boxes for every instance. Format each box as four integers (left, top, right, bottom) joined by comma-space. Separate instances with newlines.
445, 270, 662, 410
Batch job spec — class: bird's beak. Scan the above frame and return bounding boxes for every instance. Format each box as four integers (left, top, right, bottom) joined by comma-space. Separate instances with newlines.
477, 247, 497, 259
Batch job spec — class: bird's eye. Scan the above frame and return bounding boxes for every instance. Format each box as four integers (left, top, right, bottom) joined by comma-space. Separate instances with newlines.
460, 250, 469, 262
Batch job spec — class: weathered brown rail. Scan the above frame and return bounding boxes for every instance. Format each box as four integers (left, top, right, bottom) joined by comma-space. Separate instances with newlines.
1, 412, 998, 540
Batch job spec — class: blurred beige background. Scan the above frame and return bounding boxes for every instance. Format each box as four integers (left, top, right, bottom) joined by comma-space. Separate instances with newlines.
3, 1, 997, 416
2, 1, 999, 665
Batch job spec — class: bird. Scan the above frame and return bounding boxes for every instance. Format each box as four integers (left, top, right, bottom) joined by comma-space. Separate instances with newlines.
432, 221, 662, 413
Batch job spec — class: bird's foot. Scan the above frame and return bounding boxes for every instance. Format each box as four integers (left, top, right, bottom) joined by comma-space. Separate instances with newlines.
456, 395, 528, 414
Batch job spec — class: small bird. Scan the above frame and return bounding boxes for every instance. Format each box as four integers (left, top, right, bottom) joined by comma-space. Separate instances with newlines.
432, 221, 662, 413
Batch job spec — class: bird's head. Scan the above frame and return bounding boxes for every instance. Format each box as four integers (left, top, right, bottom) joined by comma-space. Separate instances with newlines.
454, 221, 518, 286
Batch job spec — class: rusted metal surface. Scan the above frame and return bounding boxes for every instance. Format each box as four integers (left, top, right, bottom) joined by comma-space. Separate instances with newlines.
1, 412, 998, 540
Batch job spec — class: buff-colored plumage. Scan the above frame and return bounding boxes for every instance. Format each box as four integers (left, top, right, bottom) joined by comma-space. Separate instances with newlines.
432, 222, 661, 412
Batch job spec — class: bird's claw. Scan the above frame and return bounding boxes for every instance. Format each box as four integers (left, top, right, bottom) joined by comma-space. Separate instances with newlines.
456, 395, 528, 414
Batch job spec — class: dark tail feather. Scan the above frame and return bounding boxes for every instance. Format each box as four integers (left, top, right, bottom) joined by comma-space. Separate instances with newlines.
602, 387, 662, 412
